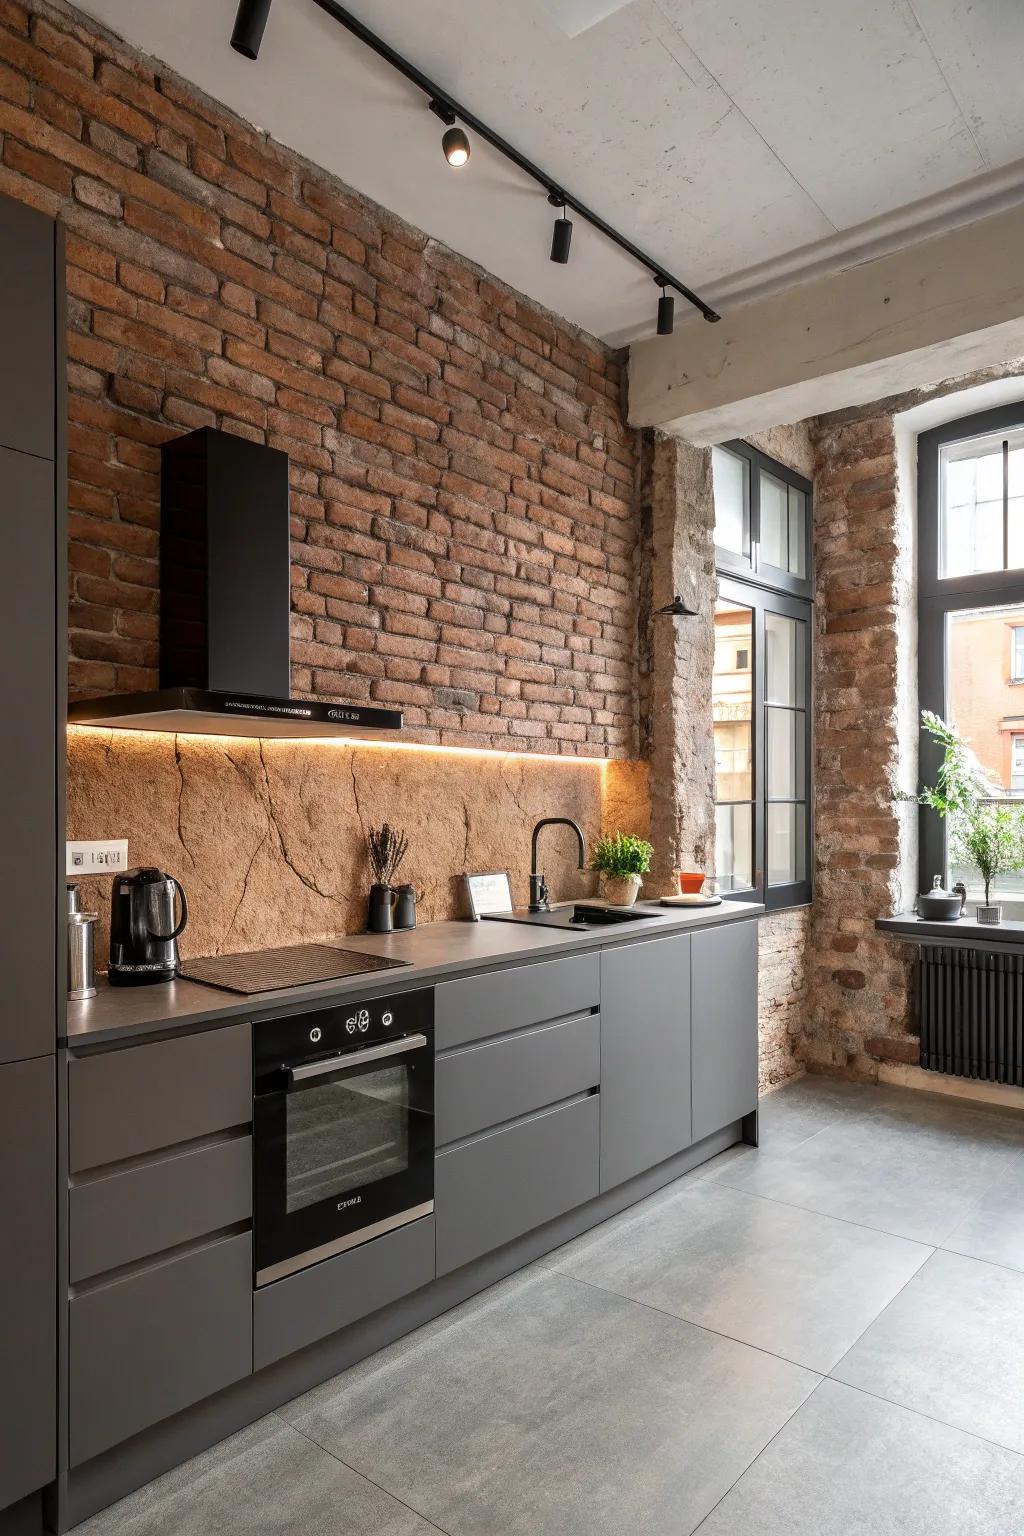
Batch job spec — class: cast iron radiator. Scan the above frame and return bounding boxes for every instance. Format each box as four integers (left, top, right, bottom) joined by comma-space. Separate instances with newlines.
920, 945, 1024, 1085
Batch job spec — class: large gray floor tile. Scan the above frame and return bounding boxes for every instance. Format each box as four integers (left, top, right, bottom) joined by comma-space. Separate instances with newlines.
834, 1249, 1024, 1454
720, 1100, 1021, 1244
548, 1180, 931, 1371
70, 1416, 441, 1536
284, 1268, 817, 1536
695, 1379, 1024, 1536
942, 1163, 1024, 1272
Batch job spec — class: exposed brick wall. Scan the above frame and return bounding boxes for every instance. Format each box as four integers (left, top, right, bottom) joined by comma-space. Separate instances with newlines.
806, 410, 918, 1075
0, 0, 638, 756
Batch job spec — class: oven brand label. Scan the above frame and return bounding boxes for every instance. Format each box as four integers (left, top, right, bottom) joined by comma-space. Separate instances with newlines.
338, 1195, 362, 1211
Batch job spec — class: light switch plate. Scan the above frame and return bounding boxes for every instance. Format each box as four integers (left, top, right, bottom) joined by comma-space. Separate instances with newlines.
66, 839, 129, 877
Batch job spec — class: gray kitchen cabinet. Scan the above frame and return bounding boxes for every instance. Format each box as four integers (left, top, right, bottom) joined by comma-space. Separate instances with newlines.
691, 920, 758, 1143
435, 1012, 600, 1147
0, 195, 56, 460
0, 446, 57, 1066
69, 1232, 252, 1467
69, 1133, 252, 1284
434, 952, 599, 1050
435, 1094, 600, 1276
254, 1214, 435, 1370
599, 933, 692, 1192
68, 1024, 252, 1172
0, 1057, 56, 1509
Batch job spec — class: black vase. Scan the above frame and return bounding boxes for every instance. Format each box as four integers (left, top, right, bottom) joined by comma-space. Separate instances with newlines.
367, 883, 395, 933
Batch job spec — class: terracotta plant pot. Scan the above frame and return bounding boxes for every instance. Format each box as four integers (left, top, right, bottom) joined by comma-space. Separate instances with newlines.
601, 873, 642, 907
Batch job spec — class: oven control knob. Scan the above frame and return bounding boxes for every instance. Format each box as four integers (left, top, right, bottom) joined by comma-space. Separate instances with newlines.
382, 1011, 393, 1028
309, 1026, 322, 1044
345, 1019, 357, 1034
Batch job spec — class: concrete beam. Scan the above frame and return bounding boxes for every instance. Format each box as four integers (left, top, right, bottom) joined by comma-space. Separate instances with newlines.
629, 202, 1024, 444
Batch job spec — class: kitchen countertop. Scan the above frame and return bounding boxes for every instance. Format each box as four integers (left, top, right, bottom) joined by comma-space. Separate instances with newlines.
64, 899, 764, 1049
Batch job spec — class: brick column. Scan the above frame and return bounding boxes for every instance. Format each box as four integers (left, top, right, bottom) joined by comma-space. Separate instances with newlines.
637, 431, 716, 894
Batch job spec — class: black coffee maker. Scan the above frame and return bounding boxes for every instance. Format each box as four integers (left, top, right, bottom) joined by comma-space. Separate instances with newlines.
109, 868, 189, 986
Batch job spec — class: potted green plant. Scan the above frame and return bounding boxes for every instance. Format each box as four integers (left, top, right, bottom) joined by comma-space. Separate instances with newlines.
591, 831, 653, 908
913, 711, 1024, 924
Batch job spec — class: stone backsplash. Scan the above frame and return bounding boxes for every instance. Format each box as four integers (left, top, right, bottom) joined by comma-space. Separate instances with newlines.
68, 728, 650, 962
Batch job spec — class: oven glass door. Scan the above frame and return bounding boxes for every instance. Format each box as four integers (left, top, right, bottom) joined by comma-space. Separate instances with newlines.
255, 1033, 433, 1284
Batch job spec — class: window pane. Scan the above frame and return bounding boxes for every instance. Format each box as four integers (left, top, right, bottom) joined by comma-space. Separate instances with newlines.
713, 599, 753, 799
1015, 626, 1024, 683
759, 472, 788, 569
788, 486, 807, 578
712, 447, 750, 558
716, 803, 753, 892
946, 603, 1024, 793
767, 802, 806, 886
767, 708, 806, 799
765, 612, 806, 706
940, 435, 1007, 577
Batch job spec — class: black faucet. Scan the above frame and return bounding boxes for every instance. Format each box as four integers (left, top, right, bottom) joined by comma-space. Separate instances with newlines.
529, 818, 587, 912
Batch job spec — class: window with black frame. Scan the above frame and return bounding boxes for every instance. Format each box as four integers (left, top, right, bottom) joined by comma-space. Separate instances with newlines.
918, 403, 1024, 912
711, 441, 813, 911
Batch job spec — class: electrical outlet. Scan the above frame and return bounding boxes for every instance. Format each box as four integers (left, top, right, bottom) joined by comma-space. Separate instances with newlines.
66, 840, 129, 877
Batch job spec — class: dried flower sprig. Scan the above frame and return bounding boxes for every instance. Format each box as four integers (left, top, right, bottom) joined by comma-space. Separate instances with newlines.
367, 823, 409, 886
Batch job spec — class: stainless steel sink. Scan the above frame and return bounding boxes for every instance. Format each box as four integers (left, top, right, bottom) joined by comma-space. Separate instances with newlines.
483, 903, 663, 931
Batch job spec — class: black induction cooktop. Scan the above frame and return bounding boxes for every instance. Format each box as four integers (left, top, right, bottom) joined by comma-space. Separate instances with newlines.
180, 943, 410, 995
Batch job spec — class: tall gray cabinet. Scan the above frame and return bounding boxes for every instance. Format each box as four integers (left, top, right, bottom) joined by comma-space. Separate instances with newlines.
0, 193, 65, 1529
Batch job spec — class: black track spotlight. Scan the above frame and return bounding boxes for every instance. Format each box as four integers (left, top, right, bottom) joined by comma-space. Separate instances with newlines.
442, 127, 471, 167
430, 100, 470, 167
656, 278, 675, 336
548, 189, 572, 264
231, 0, 273, 59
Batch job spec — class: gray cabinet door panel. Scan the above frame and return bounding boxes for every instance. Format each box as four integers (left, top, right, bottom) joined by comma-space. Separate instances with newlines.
253, 1214, 435, 1371
0, 1057, 55, 1508
691, 920, 758, 1142
70, 1134, 253, 1283
0, 197, 55, 459
69, 1232, 252, 1467
69, 1023, 251, 1172
0, 444, 57, 1065
435, 952, 599, 1050
436, 1012, 600, 1147
435, 1094, 599, 1276
600, 934, 692, 1192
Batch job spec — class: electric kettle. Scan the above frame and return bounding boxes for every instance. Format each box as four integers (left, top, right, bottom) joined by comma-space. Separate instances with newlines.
108, 868, 189, 986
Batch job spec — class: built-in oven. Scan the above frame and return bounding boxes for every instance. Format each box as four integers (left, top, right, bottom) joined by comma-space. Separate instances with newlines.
253, 987, 434, 1287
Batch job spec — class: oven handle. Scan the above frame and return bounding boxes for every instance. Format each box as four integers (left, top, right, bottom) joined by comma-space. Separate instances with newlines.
286, 1032, 429, 1086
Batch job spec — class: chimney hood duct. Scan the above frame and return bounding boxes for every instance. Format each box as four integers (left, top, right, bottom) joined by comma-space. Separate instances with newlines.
68, 428, 403, 741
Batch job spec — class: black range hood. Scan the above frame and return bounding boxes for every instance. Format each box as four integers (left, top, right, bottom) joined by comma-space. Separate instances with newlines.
68, 428, 403, 741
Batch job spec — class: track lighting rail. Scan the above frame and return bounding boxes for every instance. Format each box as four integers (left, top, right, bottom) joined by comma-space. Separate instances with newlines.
309, 0, 720, 324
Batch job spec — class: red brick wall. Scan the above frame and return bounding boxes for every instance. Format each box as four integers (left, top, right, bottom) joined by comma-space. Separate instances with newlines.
0, 0, 638, 756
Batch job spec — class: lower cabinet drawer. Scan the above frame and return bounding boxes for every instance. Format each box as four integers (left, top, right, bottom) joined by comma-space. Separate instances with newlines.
435, 1012, 600, 1147
435, 952, 599, 1050
69, 1233, 252, 1467
68, 1023, 251, 1174
253, 1215, 435, 1371
435, 1094, 600, 1276
69, 1135, 252, 1284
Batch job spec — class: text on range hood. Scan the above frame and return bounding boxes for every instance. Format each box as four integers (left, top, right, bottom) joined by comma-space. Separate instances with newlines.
67, 428, 403, 740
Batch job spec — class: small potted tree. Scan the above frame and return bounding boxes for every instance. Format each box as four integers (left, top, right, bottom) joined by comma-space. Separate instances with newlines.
914, 711, 1024, 924
590, 831, 653, 908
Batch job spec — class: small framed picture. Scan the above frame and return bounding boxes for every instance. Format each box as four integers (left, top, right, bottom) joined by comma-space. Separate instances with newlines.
463, 870, 513, 921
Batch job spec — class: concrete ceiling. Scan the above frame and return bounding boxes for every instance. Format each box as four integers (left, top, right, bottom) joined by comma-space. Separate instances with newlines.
78, 0, 1024, 346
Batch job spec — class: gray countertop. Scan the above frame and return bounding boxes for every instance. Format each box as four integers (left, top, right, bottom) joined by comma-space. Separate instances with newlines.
64, 899, 764, 1050
877, 913, 1024, 945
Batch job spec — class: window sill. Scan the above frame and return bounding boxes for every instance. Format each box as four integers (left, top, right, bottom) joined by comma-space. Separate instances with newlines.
877, 914, 1024, 947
